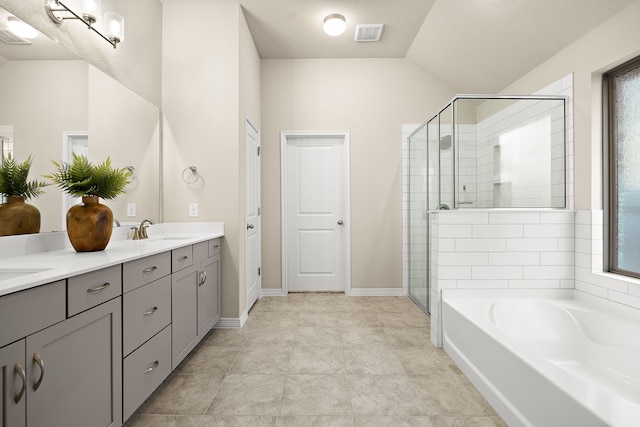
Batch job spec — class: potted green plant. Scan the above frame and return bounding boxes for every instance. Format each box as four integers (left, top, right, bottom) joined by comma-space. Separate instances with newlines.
47, 154, 131, 251
0, 155, 48, 236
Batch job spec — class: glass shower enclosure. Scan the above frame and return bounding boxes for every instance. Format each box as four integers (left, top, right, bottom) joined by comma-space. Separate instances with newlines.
407, 96, 566, 314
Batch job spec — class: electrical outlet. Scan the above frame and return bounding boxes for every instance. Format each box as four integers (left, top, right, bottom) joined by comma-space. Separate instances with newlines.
189, 203, 198, 217
127, 203, 136, 217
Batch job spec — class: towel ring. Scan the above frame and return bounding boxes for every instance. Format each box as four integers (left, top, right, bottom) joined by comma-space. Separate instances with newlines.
182, 166, 201, 184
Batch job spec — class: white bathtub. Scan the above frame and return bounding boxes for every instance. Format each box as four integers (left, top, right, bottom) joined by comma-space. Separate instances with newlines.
441, 289, 640, 427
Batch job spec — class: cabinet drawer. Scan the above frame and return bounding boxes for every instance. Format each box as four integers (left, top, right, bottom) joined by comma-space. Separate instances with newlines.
68, 265, 122, 316
172, 245, 193, 272
193, 241, 208, 263
123, 325, 171, 422
123, 276, 171, 356
209, 238, 221, 257
123, 252, 171, 293
0, 280, 65, 348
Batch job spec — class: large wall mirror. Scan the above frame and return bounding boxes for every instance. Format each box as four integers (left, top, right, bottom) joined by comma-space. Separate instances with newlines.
0, 5, 160, 233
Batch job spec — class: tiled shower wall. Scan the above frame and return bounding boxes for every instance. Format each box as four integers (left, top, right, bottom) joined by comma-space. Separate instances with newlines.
429, 209, 575, 345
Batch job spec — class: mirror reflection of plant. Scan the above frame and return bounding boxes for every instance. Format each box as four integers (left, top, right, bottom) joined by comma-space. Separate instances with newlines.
0, 154, 48, 200
46, 154, 132, 200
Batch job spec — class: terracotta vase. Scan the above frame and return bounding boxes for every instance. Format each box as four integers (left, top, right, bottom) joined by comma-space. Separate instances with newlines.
66, 196, 113, 252
0, 196, 41, 236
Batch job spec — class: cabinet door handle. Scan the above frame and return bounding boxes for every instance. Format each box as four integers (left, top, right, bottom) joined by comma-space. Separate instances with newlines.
142, 266, 158, 274
199, 270, 207, 286
212, 244, 220, 249
143, 306, 158, 316
87, 282, 110, 293
14, 363, 26, 404
178, 255, 189, 261
144, 360, 159, 374
32, 353, 45, 391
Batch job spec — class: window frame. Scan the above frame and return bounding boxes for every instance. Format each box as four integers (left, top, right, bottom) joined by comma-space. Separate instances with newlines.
604, 55, 640, 279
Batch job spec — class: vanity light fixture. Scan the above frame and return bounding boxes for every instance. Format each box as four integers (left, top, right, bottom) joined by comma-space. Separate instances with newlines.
6, 16, 38, 39
323, 13, 346, 36
45, 0, 124, 48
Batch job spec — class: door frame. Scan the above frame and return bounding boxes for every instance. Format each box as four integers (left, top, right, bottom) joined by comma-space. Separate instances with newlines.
280, 130, 352, 294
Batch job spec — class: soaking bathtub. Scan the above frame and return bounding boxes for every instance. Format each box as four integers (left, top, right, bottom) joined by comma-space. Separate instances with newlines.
441, 289, 640, 427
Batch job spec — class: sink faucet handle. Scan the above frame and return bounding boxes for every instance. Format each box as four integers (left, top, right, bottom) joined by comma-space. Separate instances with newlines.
131, 227, 140, 240
141, 225, 149, 239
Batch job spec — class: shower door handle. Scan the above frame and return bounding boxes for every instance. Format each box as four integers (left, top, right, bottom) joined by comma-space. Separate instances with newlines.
337, 220, 344, 225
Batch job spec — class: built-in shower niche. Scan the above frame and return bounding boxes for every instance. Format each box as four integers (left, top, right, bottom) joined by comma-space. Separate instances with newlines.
411, 95, 567, 209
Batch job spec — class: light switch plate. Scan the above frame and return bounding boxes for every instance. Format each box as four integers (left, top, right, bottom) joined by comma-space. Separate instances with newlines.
189, 203, 198, 217
127, 203, 136, 217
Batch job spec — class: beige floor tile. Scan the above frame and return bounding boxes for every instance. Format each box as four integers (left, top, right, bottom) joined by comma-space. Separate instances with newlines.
129, 294, 504, 426
344, 345, 406, 375
198, 415, 277, 426
230, 344, 292, 375
294, 326, 344, 347
348, 374, 429, 416
123, 414, 202, 427
354, 415, 434, 426
136, 372, 224, 415
206, 374, 286, 416
174, 345, 240, 376
280, 375, 352, 416
429, 416, 507, 427
276, 415, 355, 427
411, 373, 493, 416
288, 346, 345, 374
383, 327, 431, 347
202, 329, 249, 347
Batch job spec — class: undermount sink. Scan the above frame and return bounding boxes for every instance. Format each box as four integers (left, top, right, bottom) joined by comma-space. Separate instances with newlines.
146, 235, 194, 241
0, 268, 51, 281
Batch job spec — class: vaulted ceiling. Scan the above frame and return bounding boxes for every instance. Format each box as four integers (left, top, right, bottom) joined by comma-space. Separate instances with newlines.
234, 0, 635, 92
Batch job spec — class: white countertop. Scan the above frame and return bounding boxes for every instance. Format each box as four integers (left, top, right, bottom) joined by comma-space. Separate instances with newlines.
0, 222, 224, 297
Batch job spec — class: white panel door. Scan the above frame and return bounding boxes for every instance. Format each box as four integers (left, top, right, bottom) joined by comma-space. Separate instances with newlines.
246, 119, 261, 310
283, 133, 350, 292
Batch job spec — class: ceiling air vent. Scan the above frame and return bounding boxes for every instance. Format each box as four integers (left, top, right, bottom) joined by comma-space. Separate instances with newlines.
0, 29, 30, 45
354, 24, 384, 42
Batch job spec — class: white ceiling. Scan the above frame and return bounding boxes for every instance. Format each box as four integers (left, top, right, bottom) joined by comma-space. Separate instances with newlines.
1, 0, 636, 92
234, 0, 635, 92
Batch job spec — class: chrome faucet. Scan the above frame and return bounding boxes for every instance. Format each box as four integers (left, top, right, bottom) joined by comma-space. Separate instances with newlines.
131, 218, 154, 240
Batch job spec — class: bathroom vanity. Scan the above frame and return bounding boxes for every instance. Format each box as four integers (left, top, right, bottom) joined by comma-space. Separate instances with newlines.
0, 222, 223, 426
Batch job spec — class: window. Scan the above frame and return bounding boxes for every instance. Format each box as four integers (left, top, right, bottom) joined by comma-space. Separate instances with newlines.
605, 56, 640, 278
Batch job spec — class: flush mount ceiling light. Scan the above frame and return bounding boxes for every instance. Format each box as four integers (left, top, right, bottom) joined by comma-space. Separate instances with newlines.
323, 13, 346, 36
6, 16, 38, 39
45, 0, 124, 48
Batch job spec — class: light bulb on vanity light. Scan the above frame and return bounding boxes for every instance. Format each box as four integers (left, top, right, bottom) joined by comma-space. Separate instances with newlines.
81, 0, 101, 24
104, 12, 124, 44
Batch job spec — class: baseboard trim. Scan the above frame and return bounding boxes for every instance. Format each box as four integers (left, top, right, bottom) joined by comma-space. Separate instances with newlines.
215, 311, 248, 329
260, 288, 287, 297
347, 287, 405, 296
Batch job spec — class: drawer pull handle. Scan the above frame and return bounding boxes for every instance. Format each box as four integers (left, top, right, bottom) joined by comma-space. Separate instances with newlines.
199, 270, 207, 286
142, 266, 158, 274
144, 360, 159, 374
87, 282, 110, 293
14, 363, 26, 404
213, 245, 220, 249
32, 353, 45, 391
178, 255, 189, 261
143, 306, 158, 316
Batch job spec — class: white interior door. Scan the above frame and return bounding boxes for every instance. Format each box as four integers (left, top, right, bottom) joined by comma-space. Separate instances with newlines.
282, 132, 350, 293
246, 118, 261, 310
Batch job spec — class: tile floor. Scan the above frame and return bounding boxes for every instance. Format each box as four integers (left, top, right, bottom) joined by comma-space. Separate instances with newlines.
125, 293, 506, 427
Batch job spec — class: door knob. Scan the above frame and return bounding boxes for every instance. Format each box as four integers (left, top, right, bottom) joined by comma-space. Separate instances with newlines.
337, 220, 344, 225
247, 224, 255, 230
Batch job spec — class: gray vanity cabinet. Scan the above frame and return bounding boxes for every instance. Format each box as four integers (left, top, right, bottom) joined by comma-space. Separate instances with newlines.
171, 239, 221, 370
0, 340, 26, 427
26, 297, 122, 427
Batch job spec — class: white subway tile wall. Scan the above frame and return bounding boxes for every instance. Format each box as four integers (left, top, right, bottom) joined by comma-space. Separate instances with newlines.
430, 209, 575, 346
